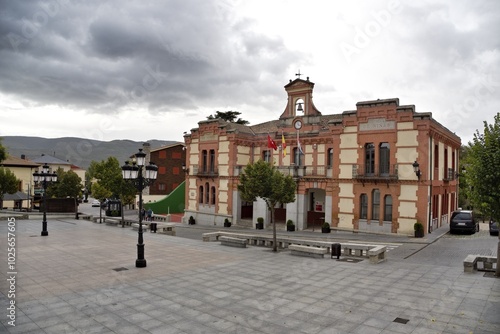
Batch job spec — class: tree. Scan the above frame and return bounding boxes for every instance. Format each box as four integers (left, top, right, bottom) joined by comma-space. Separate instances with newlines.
88, 156, 137, 223
0, 167, 20, 208
464, 112, 500, 276
207, 111, 249, 125
0, 139, 7, 163
91, 182, 113, 223
47, 169, 82, 218
238, 160, 296, 251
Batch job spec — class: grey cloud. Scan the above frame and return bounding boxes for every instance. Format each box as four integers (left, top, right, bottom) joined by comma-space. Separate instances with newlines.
0, 0, 301, 115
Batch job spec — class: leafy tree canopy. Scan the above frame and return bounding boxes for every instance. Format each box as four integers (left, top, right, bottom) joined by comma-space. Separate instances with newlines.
0, 167, 19, 199
0, 139, 6, 163
47, 169, 82, 199
465, 112, 500, 221
237, 160, 296, 251
88, 157, 123, 198
207, 111, 249, 125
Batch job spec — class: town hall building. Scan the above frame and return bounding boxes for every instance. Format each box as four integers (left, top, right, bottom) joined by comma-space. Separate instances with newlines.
183, 77, 461, 235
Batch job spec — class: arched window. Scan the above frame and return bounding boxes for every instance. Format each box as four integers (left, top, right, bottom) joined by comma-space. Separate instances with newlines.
199, 186, 204, 204
327, 148, 334, 168
360, 194, 368, 219
379, 143, 390, 175
365, 143, 375, 175
384, 195, 392, 221
372, 189, 380, 220
211, 186, 216, 205
205, 182, 210, 204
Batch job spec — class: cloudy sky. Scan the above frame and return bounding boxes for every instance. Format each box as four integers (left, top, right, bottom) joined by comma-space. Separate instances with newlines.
0, 0, 499, 144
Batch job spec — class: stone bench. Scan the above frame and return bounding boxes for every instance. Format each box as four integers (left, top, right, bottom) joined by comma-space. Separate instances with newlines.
105, 219, 121, 226
132, 223, 149, 232
368, 245, 387, 264
343, 243, 372, 257
289, 244, 328, 258
156, 223, 176, 236
219, 236, 247, 248
464, 255, 497, 273
92, 217, 105, 224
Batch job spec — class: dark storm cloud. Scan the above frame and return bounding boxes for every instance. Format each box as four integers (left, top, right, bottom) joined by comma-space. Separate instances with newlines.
0, 0, 301, 114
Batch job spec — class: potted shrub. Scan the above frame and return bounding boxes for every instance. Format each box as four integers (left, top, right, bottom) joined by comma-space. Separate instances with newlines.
286, 219, 295, 232
256, 217, 264, 230
188, 216, 195, 225
321, 222, 331, 233
414, 221, 424, 238
224, 218, 231, 228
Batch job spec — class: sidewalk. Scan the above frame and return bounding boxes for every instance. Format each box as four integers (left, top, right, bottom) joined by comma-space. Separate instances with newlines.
1, 217, 498, 333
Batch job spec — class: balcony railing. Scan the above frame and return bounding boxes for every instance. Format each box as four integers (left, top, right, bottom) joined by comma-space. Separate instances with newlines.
443, 168, 457, 182
193, 165, 219, 177
352, 164, 398, 181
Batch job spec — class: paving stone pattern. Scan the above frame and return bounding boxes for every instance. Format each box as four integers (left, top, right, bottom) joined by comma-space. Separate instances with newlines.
0, 218, 499, 333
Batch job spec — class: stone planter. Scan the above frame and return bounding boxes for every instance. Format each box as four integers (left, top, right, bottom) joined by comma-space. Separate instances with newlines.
287, 224, 295, 232
256, 222, 264, 230
321, 227, 331, 233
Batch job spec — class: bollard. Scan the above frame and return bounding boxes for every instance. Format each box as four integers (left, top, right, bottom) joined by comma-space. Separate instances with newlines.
331, 243, 341, 259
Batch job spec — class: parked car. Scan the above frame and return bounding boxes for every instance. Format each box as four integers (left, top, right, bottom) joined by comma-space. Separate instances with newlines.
91, 200, 101, 207
490, 220, 499, 236
449, 210, 479, 234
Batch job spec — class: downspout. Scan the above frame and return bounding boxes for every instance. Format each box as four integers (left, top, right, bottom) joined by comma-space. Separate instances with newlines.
428, 135, 433, 234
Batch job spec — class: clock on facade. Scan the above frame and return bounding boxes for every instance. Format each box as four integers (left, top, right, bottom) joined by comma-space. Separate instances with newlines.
294, 120, 302, 130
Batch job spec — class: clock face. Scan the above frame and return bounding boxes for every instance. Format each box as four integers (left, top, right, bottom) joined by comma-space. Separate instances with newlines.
294, 120, 302, 130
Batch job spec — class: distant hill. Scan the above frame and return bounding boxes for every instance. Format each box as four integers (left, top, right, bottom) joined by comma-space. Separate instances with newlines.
1, 136, 178, 169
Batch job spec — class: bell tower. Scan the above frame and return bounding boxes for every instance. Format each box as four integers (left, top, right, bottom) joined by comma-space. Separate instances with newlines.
280, 75, 321, 119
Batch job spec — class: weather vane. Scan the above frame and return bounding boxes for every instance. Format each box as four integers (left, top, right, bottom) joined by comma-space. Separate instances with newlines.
295, 70, 302, 79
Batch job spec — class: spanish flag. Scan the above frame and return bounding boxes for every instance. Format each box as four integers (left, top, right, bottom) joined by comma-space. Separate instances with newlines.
282, 132, 287, 157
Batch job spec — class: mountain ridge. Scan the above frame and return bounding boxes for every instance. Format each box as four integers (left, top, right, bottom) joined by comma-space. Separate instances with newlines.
1, 136, 179, 169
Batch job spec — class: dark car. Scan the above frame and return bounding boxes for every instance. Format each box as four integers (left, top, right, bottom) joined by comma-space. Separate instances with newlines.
490, 220, 499, 236
449, 210, 479, 234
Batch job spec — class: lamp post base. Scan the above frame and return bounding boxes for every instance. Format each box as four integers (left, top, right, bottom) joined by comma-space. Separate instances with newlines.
135, 259, 147, 268
41, 231, 48, 236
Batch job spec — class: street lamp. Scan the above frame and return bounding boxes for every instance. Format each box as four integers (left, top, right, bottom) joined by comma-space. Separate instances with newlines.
412, 160, 422, 180
121, 149, 158, 268
33, 163, 57, 236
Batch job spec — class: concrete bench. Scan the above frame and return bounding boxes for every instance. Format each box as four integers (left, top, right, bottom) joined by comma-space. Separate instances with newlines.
156, 223, 176, 236
219, 236, 247, 248
202, 232, 223, 242
132, 223, 149, 232
368, 245, 387, 264
92, 217, 105, 224
289, 244, 328, 258
106, 219, 120, 226
464, 255, 497, 273
343, 243, 372, 257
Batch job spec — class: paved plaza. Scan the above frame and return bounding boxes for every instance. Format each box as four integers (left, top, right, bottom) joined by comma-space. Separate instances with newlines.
0, 215, 499, 334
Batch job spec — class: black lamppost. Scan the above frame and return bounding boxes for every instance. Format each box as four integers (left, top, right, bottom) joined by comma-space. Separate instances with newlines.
121, 149, 158, 268
33, 163, 57, 236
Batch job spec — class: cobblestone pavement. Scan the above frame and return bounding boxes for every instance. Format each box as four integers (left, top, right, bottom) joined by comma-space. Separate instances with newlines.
0, 217, 498, 334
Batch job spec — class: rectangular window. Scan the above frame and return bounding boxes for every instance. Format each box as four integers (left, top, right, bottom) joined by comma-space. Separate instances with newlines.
209, 149, 215, 172
360, 194, 368, 220
379, 143, 390, 175
372, 189, 380, 220
159, 166, 166, 174
202, 150, 208, 172
365, 143, 375, 175
159, 151, 166, 159
172, 152, 181, 159
172, 166, 180, 175
263, 150, 271, 163
384, 195, 392, 221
